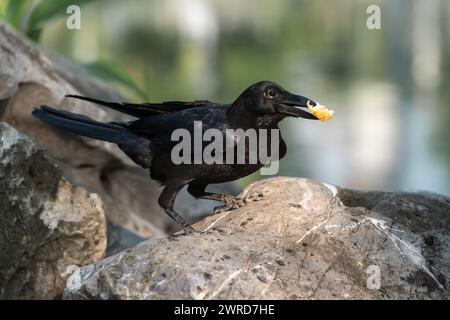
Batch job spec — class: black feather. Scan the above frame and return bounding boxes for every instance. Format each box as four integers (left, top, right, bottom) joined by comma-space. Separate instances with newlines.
32, 106, 127, 143
65, 94, 221, 118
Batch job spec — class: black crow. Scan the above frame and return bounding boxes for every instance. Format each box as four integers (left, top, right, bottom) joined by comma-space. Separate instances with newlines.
32, 81, 320, 233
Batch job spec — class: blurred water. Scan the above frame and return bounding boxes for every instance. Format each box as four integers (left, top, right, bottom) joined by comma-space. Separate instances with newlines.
282, 83, 450, 195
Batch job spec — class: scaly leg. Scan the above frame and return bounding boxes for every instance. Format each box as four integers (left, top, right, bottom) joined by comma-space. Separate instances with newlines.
187, 184, 263, 214
158, 183, 195, 234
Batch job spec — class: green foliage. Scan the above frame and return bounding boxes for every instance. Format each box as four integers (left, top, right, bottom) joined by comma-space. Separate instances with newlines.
0, 0, 95, 41
28, 0, 94, 40
1, 0, 145, 100
0, 0, 30, 29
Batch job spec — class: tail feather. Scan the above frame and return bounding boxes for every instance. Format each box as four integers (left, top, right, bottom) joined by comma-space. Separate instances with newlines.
32, 106, 128, 144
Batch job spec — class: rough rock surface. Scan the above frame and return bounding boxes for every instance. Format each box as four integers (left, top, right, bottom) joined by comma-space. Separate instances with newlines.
0, 21, 240, 237
0, 122, 106, 299
63, 177, 450, 300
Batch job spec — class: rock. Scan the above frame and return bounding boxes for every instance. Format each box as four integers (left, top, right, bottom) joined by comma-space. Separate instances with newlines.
106, 222, 146, 257
62, 177, 450, 300
0, 21, 240, 237
63, 178, 450, 299
0, 122, 106, 299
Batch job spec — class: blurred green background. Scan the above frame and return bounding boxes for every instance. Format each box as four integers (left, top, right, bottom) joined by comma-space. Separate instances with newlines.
2, 0, 450, 195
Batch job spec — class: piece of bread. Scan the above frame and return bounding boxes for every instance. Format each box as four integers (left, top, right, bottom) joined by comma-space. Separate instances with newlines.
307, 100, 334, 122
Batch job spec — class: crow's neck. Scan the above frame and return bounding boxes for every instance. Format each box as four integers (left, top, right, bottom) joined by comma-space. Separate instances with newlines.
227, 105, 283, 130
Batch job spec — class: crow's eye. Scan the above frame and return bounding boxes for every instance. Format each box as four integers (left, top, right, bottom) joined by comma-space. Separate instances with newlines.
267, 89, 278, 99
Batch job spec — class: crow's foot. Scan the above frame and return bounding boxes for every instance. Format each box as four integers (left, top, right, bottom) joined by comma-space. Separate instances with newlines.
213, 192, 264, 214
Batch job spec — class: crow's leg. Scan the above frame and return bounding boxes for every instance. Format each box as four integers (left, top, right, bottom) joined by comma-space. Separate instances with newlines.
159, 183, 195, 234
187, 184, 263, 214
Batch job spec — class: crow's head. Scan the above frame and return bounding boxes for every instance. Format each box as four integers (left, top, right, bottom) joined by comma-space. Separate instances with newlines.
233, 81, 319, 120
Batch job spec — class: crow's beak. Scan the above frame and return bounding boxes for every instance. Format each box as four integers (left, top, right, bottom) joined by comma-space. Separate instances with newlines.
278, 93, 319, 120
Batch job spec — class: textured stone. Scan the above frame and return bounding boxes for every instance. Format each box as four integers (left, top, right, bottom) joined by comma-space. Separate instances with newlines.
63, 177, 450, 300
0, 122, 106, 299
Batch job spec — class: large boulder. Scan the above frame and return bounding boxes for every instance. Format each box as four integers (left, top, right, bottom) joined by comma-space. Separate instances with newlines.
0, 122, 106, 299
63, 177, 450, 300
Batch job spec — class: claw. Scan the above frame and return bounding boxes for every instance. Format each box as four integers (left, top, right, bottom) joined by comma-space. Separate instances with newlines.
183, 224, 196, 234
245, 192, 264, 202
213, 205, 229, 215
212, 193, 263, 215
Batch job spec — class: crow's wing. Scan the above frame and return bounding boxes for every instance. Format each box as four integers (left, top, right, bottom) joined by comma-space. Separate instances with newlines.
127, 105, 236, 152
66, 95, 222, 118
